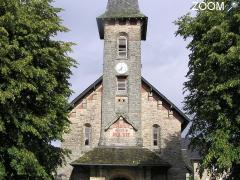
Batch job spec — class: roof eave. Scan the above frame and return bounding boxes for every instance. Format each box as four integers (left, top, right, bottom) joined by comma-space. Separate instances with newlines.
70, 76, 103, 107
141, 77, 190, 131
71, 163, 171, 168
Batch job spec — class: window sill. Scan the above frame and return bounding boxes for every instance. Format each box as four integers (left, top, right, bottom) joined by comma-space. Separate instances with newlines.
116, 94, 128, 97
84, 145, 91, 149
153, 146, 160, 149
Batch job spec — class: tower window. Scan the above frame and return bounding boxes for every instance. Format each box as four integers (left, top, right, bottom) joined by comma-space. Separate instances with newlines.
118, 36, 127, 58
84, 123, 91, 146
153, 124, 160, 147
119, 19, 126, 25
107, 19, 115, 25
130, 19, 137, 25
117, 76, 127, 92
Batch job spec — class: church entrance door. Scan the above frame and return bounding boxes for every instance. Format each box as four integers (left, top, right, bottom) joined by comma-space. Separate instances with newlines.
112, 178, 129, 180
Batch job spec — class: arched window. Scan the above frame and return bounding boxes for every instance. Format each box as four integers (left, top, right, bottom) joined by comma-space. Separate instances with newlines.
153, 124, 160, 147
118, 36, 127, 58
84, 123, 91, 146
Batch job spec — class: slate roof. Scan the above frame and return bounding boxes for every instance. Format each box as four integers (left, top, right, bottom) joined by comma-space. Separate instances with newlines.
71, 147, 171, 167
181, 138, 203, 172
106, 0, 141, 16
97, 0, 148, 40
181, 138, 201, 161
182, 149, 193, 172
70, 76, 190, 132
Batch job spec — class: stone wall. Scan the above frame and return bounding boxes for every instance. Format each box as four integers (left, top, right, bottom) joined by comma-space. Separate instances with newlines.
192, 162, 228, 180
57, 81, 188, 180
57, 85, 102, 179
141, 84, 187, 180
193, 162, 211, 180
100, 20, 142, 146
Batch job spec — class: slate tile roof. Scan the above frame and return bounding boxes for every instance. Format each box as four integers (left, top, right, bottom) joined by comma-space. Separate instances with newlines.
71, 147, 171, 167
181, 138, 202, 172
181, 138, 201, 160
104, 0, 144, 17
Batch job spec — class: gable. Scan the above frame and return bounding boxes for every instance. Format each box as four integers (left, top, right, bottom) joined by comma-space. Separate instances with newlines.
105, 114, 138, 131
70, 76, 190, 132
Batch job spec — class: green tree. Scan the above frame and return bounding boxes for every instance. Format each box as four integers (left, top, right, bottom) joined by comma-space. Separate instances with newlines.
0, 0, 75, 179
176, 0, 240, 178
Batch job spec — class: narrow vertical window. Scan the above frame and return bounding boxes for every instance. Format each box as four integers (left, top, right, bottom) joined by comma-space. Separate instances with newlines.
117, 76, 127, 92
153, 124, 160, 147
84, 124, 91, 146
118, 36, 127, 58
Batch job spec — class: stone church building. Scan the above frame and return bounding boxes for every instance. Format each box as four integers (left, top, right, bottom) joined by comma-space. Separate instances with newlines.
57, 0, 192, 179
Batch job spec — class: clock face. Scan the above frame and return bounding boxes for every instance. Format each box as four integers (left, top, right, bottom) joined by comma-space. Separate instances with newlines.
115, 63, 128, 74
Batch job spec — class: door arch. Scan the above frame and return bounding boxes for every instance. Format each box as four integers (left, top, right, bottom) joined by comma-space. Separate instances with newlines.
110, 174, 131, 180
112, 177, 129, 180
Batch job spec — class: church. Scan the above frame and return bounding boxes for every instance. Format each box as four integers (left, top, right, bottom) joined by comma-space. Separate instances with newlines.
57, 0, 192, 179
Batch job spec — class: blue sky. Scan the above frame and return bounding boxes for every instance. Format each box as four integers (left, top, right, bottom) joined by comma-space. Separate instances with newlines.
54, 0, 193, 119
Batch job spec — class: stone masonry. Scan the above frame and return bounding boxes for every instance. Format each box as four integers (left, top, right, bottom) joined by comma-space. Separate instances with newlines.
56, 0, 189, 179
57, 85, 102, 179
100, 20, 142, 146
57, 81, 188, 180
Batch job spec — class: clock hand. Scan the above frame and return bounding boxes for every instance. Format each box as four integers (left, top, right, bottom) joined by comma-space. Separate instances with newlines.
119, 66, 123, 71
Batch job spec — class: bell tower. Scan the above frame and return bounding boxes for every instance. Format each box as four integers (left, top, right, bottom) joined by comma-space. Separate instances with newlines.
97, 0, 148, 147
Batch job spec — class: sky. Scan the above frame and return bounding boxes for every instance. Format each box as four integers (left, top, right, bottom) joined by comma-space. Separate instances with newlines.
53, 0, 194, 134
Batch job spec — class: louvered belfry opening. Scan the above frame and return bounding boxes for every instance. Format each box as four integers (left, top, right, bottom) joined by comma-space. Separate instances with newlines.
118, 36, 127, 57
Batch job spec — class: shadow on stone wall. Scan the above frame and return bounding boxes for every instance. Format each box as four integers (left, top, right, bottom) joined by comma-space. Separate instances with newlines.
69, 166, 89, 180
156, 132, 190, 180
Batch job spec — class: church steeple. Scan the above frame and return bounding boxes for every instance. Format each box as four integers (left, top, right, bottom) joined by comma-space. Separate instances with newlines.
98, 0, 147, 147
106, 0, 140, 15
97, 0, 148, 40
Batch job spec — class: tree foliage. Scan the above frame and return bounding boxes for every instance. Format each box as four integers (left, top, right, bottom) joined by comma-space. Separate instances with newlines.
176, 0, 240, 178
0, 0, 75, 179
